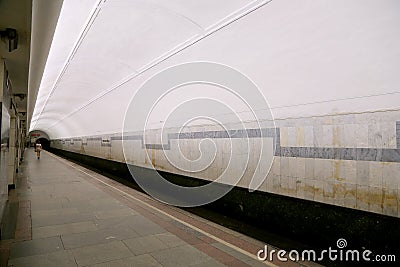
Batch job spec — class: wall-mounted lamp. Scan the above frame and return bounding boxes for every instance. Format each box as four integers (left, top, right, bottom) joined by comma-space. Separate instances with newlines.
14, 93, 26, 100
0, 28, 18, 52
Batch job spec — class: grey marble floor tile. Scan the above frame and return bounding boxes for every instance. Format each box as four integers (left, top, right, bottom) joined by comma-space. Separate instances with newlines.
154, 232, 186, 248
31, 207, 80, 219
32, 211, 95, 227
10, 236, 64, 258
69, 241, 133, 266
150, 244, 214, 267
123, 235, 169, 255
94, 208, 138, 220
33, 221, 98, 239
61, 226, 139, 249
89, 254, 161, 267
8, 250, 77, 267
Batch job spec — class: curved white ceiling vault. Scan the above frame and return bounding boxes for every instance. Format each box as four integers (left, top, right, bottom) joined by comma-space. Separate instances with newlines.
27, 0, 64, 131
30, 0, 400, 139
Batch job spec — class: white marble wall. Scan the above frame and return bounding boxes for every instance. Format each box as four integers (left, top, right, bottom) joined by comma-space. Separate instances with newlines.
273, 110, 400, 217
51, 110, 400, 217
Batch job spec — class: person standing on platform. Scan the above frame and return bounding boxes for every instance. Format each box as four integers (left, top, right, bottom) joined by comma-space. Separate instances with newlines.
35, 141, 42, 159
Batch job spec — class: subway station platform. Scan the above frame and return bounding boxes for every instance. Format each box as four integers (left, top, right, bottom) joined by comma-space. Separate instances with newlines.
0, 149, 312, 267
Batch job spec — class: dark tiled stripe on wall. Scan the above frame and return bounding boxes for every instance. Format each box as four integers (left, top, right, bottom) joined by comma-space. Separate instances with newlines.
145, 143, 169, 150
50, 122, 400, 162
106, 128, 279, 151
87, 137, 102, 141
172, 128, 278, 139
111, 135, 142, 141
101, 143, 111, 147
279, 147, 400, 163
397, 121, 400, 149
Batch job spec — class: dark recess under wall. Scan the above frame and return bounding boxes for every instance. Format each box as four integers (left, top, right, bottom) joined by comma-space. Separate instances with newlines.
49, 147, 399, 266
